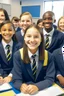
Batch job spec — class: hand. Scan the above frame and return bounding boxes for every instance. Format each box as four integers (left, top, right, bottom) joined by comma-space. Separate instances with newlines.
57, 75, 64, 86
27, 84, 39, 95
0, 76, 4, 85
20, 83, 28, 94
3, 76, 12, 83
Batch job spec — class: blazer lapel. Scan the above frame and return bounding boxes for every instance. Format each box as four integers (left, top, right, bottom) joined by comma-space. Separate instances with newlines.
36, 60, 43, 79
49, 30, 57, 48
0, 43, 7, 64
58, 48, 64, 68
25, 63, 34, 80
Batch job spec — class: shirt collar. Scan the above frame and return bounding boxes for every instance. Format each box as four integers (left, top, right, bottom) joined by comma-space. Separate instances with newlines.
2, 39, 13, 49
43, 27, 54, 37
28, 49, 39, 59
21, 29, 24, 36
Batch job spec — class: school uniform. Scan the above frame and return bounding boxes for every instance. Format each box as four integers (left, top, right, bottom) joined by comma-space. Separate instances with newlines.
53, 46, 64, 87
15, 27, 21, 33
16, 30, 24, 45
43, 28, 64, 53
0, 40, 21, 77
12, 48, 55, 91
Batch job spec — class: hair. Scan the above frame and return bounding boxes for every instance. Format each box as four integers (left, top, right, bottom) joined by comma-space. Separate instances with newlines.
11, 16, 20, 22
0, 20, 18, 42
0, 8, 10, 20
42, 11, 55, 21
57, 16, 64, 32
20, 12, 32, 22
22, 24, 45, 64
37, 19, 43, 25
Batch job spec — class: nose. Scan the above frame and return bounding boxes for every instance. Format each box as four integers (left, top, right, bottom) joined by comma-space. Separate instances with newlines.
31, 37, 35, 41
24, 21, 27, 24
6, 30, 9, 33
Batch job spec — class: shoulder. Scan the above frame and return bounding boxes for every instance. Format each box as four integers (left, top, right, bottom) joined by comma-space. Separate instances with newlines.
55, 29, 64, 36
53, 47, 61, 55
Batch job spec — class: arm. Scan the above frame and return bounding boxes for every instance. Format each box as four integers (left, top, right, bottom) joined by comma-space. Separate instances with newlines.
12, 51, 23, 90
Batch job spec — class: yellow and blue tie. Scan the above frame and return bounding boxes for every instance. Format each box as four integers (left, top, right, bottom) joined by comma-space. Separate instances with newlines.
45, 35, 49, 49
6, 45, 11, 62
32, 55, 37, 80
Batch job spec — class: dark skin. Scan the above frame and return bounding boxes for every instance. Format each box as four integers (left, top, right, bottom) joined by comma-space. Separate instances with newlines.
43, 12, 55, 33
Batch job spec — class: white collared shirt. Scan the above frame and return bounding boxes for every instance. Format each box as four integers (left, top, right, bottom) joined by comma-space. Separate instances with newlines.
21, 29, 24, 36
43, 28, 54, 45
28, 50, 39, 69
2, 39, 13, 56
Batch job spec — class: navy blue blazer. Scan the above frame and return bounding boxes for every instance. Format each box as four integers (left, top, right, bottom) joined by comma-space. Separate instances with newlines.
16, 27, 21, 33
16, 30, 24, 46
45, 29, 64, 53
12, 49, 55, 91
0, 42, 21, 77
53, 47, 64, 87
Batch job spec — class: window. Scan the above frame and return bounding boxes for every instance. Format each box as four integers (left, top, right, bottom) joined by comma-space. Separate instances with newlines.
44, 1, 64, 25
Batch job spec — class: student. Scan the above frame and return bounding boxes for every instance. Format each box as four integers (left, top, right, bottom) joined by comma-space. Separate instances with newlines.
12, 25, 55, 95
0, 8, 10, 40
11, 16, 21, 32
0, 8, 10, 24
16, 12, 33, 45
0, 20, 21, 84
37, 18, 44, 28
42, 11, 64, 53
53, 45, 64, 88
57, 16, 64, 33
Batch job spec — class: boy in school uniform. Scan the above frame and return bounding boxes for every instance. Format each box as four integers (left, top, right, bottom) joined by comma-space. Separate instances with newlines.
42, 11, 64, 53
15, 12, 33, 46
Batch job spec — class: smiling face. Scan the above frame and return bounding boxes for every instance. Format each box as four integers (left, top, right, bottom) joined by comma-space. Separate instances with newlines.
58, 17, 64, 32
20, 15, 32, 32
0, 11, 5, 24
43, 12, 55, 32
1, 23, 15, 43
24, 27, 41, 54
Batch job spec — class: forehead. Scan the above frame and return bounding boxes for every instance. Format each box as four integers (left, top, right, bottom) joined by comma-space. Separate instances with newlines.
59, 18, 64, 22
21, 15, 31, 20
43, 12, 53, 18
26, 27, 40, 34
1, 23, 13, 29
0, 11, 4, 14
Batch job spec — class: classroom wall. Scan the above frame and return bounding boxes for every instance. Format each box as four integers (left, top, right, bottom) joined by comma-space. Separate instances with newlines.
0, 0, 21, 19
21, 0, 45, 23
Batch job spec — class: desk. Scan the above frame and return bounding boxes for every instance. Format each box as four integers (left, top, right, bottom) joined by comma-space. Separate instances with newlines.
0, 83, 64, 96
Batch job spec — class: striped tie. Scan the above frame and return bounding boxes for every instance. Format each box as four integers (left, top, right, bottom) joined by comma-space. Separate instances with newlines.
32, 55, 37, 80
6, 45, 11, 61
45, 35, 49, 49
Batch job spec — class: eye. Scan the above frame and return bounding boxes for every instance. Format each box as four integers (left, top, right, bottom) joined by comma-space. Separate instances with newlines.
8, 29, 12, 31
26, 20, 30, 22
34, 35, 39, 38
27, 35, 31, 37
3, 29, 6, 31
21, 20, 24, 22
1, 15, 5, 17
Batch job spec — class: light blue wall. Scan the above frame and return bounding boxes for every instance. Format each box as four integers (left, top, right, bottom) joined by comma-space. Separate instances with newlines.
21, 0, 45, 23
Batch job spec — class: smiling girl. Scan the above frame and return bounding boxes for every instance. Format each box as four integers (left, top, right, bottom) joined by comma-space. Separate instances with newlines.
0, 20, 20, 84
12, 24, 55, 95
